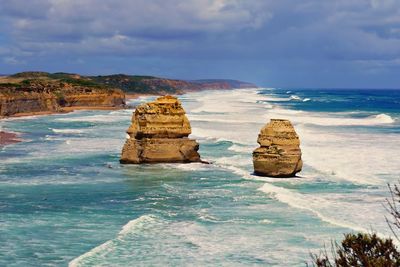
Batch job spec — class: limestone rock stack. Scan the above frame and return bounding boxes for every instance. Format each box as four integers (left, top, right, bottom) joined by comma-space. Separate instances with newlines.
253, 119, 302, 177
120, 96, 201, 164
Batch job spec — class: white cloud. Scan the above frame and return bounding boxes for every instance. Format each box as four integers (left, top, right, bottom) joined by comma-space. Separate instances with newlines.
32, 0, 271, 34
1, 0, 400, 81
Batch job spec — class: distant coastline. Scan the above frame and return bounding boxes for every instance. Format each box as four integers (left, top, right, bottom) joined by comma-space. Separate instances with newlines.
0, 71, 257, 118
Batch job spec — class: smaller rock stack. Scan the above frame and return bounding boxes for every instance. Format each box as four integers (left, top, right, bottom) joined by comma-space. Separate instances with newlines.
120, 95, 201, 164
253, 119, 302, 177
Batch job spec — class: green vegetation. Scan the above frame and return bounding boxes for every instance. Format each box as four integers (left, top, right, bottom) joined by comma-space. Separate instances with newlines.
311, 233, 400, 267
21, 79, 31, 85
1, 72, 109, 93
0, 82, 21, 88
54, 90, 66, 106
10, 71, 50, 78
90, 74, 180, 94
2, 71, 253, 96
48, 72, 77, 79
310, 184, 400, 267
59, 77, 105, 88
4, 72, 167, 94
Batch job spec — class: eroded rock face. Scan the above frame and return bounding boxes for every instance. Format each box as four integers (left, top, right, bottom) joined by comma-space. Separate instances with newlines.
253, 119, 302, 177
0, 79, 125, 117
120, 95, 201, 164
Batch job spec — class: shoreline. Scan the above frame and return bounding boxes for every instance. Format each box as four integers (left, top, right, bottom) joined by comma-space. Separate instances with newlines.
0, 105, 127, 120
0, 88, 258, 120
0, 131, 21, 147
1, 93, 169, 120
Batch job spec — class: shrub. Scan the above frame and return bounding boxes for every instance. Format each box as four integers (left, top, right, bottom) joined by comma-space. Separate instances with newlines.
387, 183, 400, 241
310, 183, 400, 267
310, 233, 400, 267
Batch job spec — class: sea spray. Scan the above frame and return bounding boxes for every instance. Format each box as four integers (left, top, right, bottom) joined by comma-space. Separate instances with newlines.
69, 215, 158, 267
1, 88, 399, 266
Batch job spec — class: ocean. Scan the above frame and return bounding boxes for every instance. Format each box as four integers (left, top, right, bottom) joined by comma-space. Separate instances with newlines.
0, 88, 399, 266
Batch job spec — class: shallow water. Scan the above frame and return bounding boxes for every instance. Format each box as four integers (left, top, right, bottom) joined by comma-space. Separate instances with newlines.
1, 89, 399, 266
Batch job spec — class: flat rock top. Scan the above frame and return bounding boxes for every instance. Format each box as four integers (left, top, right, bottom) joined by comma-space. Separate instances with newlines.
258, 119, 300, 146
135, 96, 185, 115
127, 95, 191, 138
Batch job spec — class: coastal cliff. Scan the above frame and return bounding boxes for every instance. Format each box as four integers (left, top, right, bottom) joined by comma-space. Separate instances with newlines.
0, 72, 125, 117
120, 95, 201, 164
253, 119, 302, 177
0, 72, 256, 118
91, 75, 257, 95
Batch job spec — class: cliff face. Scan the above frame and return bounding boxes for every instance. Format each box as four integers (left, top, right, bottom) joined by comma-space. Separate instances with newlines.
120, 95, 201, 164
253, 119, 302, 177
0, 71, 257, 118
0, 93, 59, 116
0, 76, 125, 117
61, 91, 125, 107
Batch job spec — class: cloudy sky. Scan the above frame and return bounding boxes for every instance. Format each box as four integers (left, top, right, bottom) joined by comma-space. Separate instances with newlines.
1, 0, 400, 88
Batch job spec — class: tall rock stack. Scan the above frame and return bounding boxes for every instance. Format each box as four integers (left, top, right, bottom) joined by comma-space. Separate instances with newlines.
120, 95, 201, 164
253, 119, 302, 177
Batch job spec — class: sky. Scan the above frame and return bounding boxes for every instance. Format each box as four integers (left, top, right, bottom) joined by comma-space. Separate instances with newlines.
0, 0, 400, 88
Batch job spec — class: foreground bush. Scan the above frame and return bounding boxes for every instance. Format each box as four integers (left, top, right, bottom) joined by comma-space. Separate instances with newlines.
387, 183, 400, 241
311, 233, 400, 267
310, 183, 400, 266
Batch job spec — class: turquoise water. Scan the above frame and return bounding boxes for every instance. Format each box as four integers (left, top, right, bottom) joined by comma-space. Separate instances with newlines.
1, 88, 399, 266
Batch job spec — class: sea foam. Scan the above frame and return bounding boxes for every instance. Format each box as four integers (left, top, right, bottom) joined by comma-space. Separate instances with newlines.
69, 215, 158, 267
56, 114, 126, 123
290, 95, 301, 101
51, 128, 86, 134
267, 109, 395, 127
227, 144, 254, 153
259, 184, 365, 231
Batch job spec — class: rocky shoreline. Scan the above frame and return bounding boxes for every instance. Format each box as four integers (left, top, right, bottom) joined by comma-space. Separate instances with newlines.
0, 94, 161, 119
1, 72, 257, 119
0, 131, 21, 147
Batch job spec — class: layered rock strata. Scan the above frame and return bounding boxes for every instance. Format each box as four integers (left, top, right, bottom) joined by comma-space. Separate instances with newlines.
120, 96, 201, 164
253, 119, 302, 177
0, 78, 125, 117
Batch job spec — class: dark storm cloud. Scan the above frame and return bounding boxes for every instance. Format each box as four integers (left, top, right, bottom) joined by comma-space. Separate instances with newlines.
0, 0, 400, 87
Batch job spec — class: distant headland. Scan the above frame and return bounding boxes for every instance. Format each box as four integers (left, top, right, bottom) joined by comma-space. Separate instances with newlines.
0, 71, 257, 118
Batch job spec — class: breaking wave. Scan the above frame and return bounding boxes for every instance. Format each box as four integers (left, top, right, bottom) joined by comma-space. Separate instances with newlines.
227, 144, 254, 154
51, 128, 86, 134
69, 215, 158, 267
258, 183, 367, 232
267, 109, 395, 127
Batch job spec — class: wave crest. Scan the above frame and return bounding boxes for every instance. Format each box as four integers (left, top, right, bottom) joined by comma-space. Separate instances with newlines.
51, 128, 85, 134
69, 215, 157, 267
